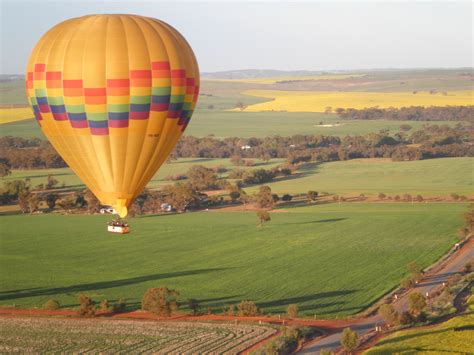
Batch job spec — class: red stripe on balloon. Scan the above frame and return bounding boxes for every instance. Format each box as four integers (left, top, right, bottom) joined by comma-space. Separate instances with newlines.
130, 111, 149, 120
63, 80, 83, 88
130, 70, 151, 79
152, 61, 170, 70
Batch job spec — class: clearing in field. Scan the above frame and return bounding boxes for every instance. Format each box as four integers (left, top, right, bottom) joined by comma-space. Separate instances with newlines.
239, 90, 474, 112
0, 107, 33, 124
0, 203, 465, 317
0, 317, 276, 353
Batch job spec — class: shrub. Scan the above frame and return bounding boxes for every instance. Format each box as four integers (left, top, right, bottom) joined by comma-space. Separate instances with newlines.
307, 190, 318, 201
287, 304, 298, 318
78, 294, 96, 317
379, 304, 399, 326
188, 298, 199, 315
237, 300, 259, 316
113, 298, 127, 312
282, 194, 293, 202
401, 275, 415, 289
341, 327, 359, 352
141, 287, 179, 317
43, 299, 60, 311
408, 292, 426, 314
99, 299, 110, 312
464, 262, 472, 273
257, 210, 271, 226
227, 304, 235, 316
399, 310, 415, 325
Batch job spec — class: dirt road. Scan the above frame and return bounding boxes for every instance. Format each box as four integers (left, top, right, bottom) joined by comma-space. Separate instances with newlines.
299, 238, 473, 354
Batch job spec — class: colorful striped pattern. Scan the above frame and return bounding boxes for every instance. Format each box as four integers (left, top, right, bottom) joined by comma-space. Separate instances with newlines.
26, 61, 199, 135
25, 14, 200, 217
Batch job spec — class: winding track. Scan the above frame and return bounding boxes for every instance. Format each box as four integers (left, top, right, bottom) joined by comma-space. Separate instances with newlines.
299, 238, 474, 354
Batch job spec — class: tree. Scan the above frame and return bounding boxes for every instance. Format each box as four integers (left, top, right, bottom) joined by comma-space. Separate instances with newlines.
282, 194, 292, 202
378, 192, 386, 200
46, 175, 58, 189
28, 193, 40, 213
45, 193, 58, 210
307, 190, 318, 201
407, 261, 422, 282
162, 183, 201, 212
257, 210, 271, 227
287, 304, 298, 318
78, 294, 96, 317
255, 185, 274, 209
416, 195, 424, 202
187, 165, 217, 190
341, 327, 359, 353
43, 299, 60, 310
379, 304, 399, 326
401, 275, 415, 289
237, 300, 259, 316
188, 298, 200, 315
141, 287, 179, 317
408, 292, 426, 314
18, 191, 31, 213
229, 190, 241, 203
0, 158, 11, 178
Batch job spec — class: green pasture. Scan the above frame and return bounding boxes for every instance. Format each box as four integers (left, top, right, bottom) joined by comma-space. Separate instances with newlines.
0, 112, 462, 139
0, 203, 466, 316
5, 157, 473, 197
246, 157, 474, 197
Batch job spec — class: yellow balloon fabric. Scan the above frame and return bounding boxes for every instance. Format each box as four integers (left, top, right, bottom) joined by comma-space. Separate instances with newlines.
25, 15, 199, 217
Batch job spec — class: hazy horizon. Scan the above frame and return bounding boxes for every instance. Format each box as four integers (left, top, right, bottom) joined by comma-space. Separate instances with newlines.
1, 1, 472, 75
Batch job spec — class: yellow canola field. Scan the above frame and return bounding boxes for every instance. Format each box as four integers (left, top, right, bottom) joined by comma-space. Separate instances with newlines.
0, 108, 34, 124
239, 90, 474, 112
205, 74, 364, 85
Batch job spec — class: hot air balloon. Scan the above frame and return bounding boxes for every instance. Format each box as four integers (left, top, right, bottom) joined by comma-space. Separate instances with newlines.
25, 15, 199, 227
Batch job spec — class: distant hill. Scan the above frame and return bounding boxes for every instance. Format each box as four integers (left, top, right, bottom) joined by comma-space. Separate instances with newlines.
201, 69, 328, 80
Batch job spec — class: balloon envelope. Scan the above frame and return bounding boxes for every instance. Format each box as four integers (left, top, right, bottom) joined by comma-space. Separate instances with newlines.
25, 15, 199, 217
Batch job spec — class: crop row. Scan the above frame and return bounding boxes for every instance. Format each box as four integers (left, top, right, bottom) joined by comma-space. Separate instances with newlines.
0, 317, 276, 353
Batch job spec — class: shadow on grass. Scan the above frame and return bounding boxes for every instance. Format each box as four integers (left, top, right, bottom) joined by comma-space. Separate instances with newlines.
258, 290, 357, 312
281, 218, 348, 225
0, 268, 230, 301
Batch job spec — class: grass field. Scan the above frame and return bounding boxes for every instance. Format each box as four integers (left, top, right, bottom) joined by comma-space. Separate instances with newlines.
246, 157, 474, 197
0, 112, 462, 139
5, 157, 472, 197
240, 90, 474, 112
0, 203, 465, 316
366, 312, 474, 354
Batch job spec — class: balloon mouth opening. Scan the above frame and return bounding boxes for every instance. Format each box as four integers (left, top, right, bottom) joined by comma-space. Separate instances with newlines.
113, 205, 128, 218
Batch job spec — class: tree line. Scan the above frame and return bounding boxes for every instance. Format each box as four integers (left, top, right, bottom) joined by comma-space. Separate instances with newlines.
335, 105, 474, 121
0, 121, 472, 172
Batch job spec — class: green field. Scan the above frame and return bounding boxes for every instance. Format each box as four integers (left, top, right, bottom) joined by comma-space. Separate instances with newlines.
247, 157, 474, 197
0, 203, 465, 316
0, 112, 462, 139
5, 157, 473, 197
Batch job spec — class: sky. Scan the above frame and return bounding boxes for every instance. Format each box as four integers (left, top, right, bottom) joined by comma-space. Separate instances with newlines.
1, 0, 472, 74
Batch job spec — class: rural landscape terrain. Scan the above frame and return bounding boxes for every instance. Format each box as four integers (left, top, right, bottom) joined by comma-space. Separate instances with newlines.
1, 65, 473, 354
